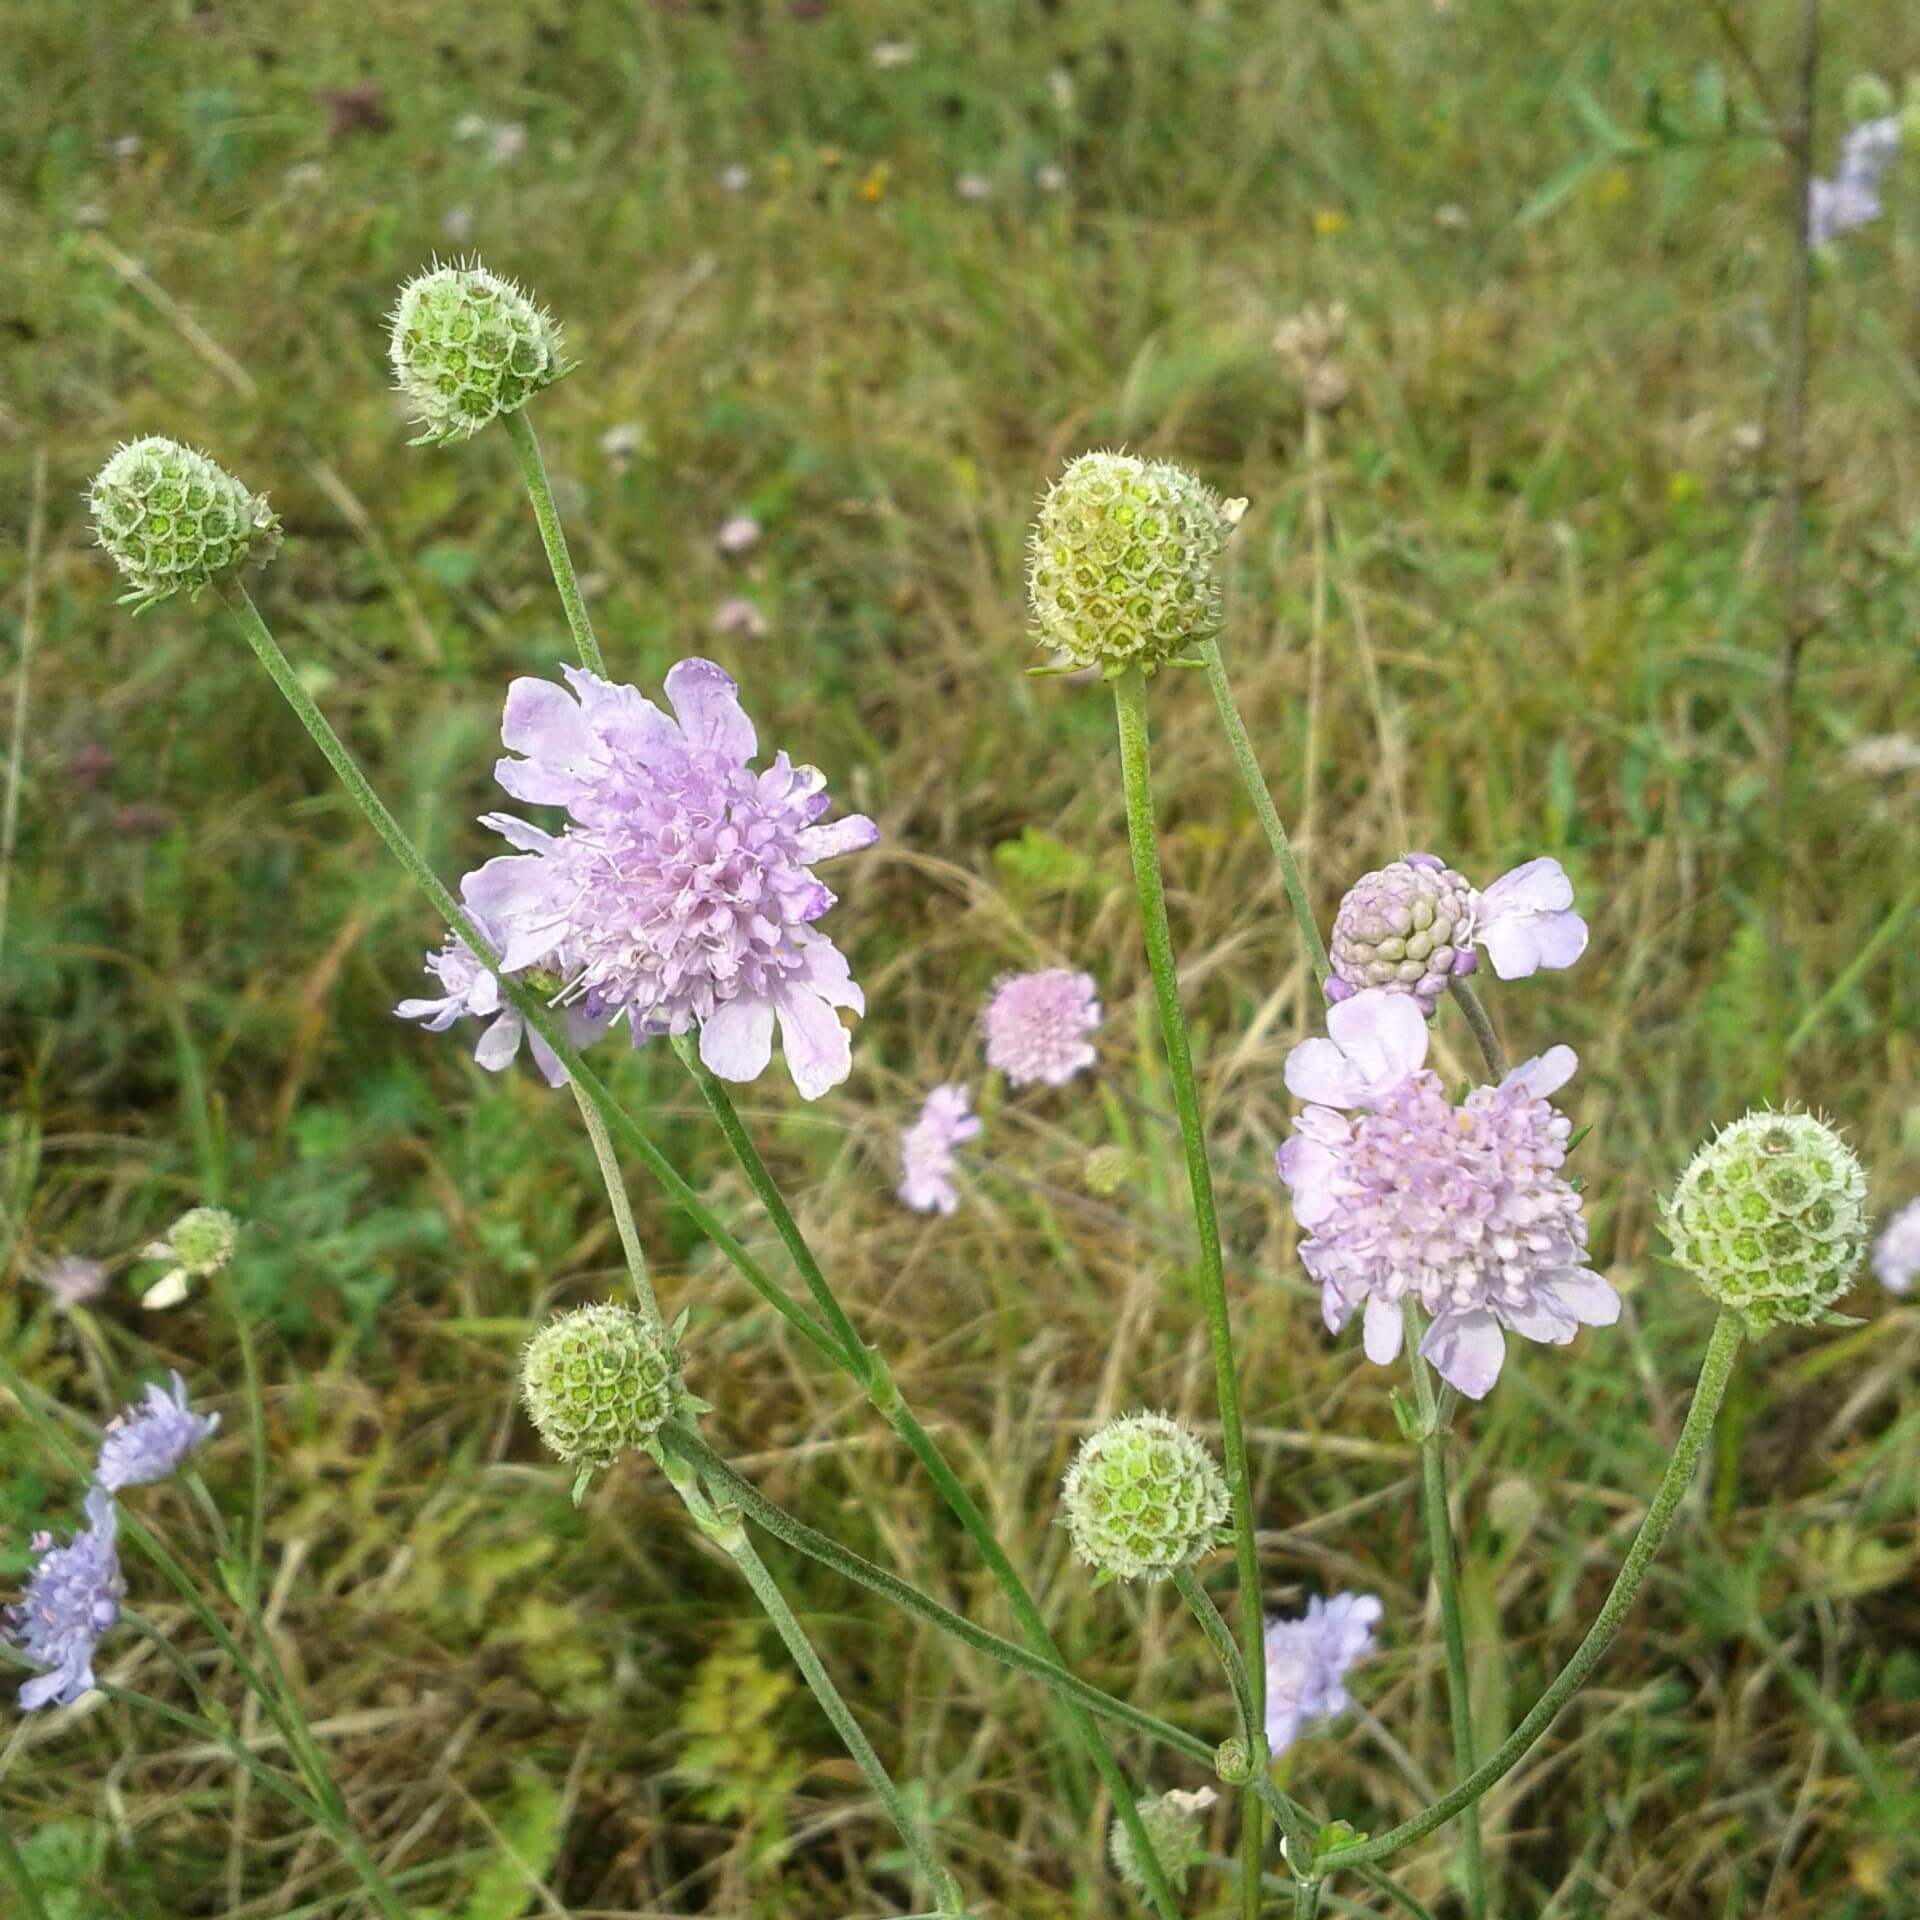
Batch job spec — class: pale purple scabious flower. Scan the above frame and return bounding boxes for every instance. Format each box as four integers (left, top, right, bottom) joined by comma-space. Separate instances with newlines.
32, 1256, 109, 1310
1325, 853, 1587, 1014
6, 1487, 121, 1710
982, 969, 1100, 1088
712, 596, 768, 639
94, 1372, 220, 1494
897, 1084, 980, 1215
1276, 990, 1618, 1399
464, 660, 877, 1099
716, 514, 761, 555
1809, 117, 1900, 246
1264, 1591, 1382, 1753
395, 893, 599, 1088
1873, 1199, 1920, 1295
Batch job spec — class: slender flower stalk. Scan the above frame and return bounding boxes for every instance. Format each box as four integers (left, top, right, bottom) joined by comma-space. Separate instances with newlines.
503, 407, 604, 675
1403, 1306, 1487, 1920
1318, 1312, 1745, 1875
1447, 977, 1506, 1080
670, 1041, 1187, 1917
569, 1080, 668, 1339
1197, 637, 1330, 983
662, 1451, 962, 1914
1112, 665, 1267, 1917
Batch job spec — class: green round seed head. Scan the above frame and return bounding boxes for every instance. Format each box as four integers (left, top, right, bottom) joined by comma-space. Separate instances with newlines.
165, 1206, 239, 1277
89, 439, 279, 610
388, 260, 565, 444
1663, 1109, 1867, 1334
1060, 1410, 1229, 1582
519, 1304, 678, 1466
1027, 451, 1235, 677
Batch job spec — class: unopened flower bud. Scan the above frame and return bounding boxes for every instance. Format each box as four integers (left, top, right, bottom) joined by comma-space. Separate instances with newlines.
1212, 1736, 1253, 1784
1110, 1787, 1217, 1893
388, 260, 564, 444
1842, 72, 1896, 124
140, 1205, 240, 1310
1663, 1110, 1867, 1334
520, 1304, 679, 1466
1327, 854, 1477, 1011
1028, 452, 1233, 676
1061, 1411, 1229, 1583
89, 439, 279, 610
1083, 1144, 1133, 1198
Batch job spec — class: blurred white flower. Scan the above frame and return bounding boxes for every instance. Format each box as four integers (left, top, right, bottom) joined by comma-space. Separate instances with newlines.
719, 163, 751, 193
1036, 162, 1067, 194
871, 39, 916, 68
955, 173, 992, 202
599, 420, 648, 465
712, 597, 768, 639
1846, 734, 1920, 778
716, 515, 762, 555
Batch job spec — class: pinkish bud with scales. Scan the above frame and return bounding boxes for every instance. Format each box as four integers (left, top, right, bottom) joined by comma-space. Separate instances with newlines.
1326, 853, 1587, 1014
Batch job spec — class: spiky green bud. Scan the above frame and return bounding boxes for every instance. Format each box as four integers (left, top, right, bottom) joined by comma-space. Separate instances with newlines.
89, 439, 279, 611
388, 260, 564, 444
520, 1305, 679, 1466
1842, 72, 1896, 124
1061, 1411, 1229, 1583
1027, 452, 1236, 677
1110, 1787, 1217, 1894
1212, 1736, 1253, 1785
1662, 1110, 1867, 1334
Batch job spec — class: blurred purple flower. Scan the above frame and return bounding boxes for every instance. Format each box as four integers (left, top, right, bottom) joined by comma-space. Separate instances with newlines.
95, 1372, 220, 1494
1277, 990, 1616, 1398
955, 172, 992, 202
1809, 117, 1900, 246
464, 661, 877, 1099
7, 1487, 121, 1711
1264, 1592, 1382, 1752
982, 969, 1100, 1088
716, 515, 761, 555
1873, 1199, 1920, 1295
712, 596, 768, 639
32, 1256, 109, 1310
897, 1084, 980, 1215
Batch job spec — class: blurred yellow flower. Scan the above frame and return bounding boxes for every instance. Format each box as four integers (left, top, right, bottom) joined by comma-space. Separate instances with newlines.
1596, 166, 1632, 205
1667, 470, 1700, 505
859, 162, 890, 202
1312, 208, 1348, 236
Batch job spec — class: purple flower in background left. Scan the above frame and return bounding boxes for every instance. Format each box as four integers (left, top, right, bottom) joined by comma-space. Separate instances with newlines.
897, 1084, 981, 1214
1874, 1198, 1920, 1295
94, 1372, 220, 1493
1264, 1591, 1382, 1752
1276, 989, 1618, 1398
6, 1487, 122, 1711
466, 660, 877, 1099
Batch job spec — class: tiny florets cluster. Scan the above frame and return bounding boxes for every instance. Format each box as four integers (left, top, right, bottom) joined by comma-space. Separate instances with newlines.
982, 968, 1101, 1087
95, 1373, 221, 1493
1060, 1412, 1229, 1583
1327, 854, 1477, 1009
88, 438, 279, 610
5, 1488, 121, 1711
1663, 1110, 1868, 1334
140, 1204, 240, 1310
520, 1305, 679, 1466
1027, 452, 1234, 676
388, 261, 565, 443
1109, 1787, 1217, 1893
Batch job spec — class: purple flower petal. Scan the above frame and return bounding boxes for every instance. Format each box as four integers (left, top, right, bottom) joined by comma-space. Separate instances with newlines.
1419, 1310, 1507, 1399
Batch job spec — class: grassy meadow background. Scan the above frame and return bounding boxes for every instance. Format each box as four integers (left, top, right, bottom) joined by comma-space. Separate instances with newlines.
5, 0, 1920, 1914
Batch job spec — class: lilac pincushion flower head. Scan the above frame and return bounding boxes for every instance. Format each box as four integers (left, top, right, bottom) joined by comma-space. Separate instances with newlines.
897, 1084, 980, 1215
1276, 989, 1618, 1398
463, 658, 877, 1099
1265, 1591, 1382, 1753
982, 968, 1100, 1087
1875, 1198, 1920, 1295
1325, 852, 1587, 1014
95, 1372, 220, 1493
6, 1487, 121, 1710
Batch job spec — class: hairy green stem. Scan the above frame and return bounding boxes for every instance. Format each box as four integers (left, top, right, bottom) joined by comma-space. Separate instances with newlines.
1197, 636, 1331, 984
1321, 1311, 1744, 1872
669, 1055, 1186, 1918
1447, 977, 1505, 1081
570, 1079, 668, 1338
663, 1450, 960, 1914
504, 406, 604, 676
1294, 1873, 1325, 1918
1403, 1307, 1487, 1919
1113, 665, 1266, 1920
219, 583, 842, 1366
664, 1421, 1215, 1762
